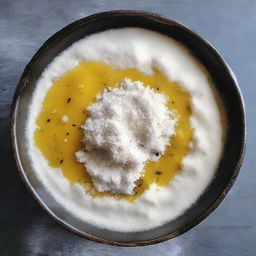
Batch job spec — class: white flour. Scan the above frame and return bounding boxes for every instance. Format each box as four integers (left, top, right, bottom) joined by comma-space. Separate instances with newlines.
26, 28, 224, 232
76, 79, 176, 195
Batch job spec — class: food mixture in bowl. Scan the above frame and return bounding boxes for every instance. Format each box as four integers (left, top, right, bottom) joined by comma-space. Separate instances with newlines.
26, 28, 225, 232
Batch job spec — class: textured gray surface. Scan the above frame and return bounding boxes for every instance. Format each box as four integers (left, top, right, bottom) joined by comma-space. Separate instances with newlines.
0, 0, 255, 255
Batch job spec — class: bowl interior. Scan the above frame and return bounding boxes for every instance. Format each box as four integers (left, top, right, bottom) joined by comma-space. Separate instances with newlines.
11, 11, 245, 246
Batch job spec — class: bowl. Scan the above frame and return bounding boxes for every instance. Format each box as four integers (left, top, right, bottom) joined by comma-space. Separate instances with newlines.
10, 10, 246, 246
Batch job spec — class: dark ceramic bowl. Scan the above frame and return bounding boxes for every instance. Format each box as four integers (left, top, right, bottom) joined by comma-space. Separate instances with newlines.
11, 10, 246, 246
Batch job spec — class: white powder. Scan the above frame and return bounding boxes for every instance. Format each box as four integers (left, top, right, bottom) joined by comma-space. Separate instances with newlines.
76, 79, 176, 195
26, 28, 224, 232
62, 115, 69, 122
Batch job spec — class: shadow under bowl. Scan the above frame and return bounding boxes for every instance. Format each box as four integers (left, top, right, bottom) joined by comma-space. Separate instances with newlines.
10, 10, 246, 246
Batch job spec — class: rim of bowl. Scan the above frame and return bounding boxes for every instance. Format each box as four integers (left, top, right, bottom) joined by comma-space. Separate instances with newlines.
10, 10, 246, 247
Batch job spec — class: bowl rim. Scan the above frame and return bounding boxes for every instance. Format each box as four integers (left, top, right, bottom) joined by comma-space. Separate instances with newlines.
10, 10, 246, 247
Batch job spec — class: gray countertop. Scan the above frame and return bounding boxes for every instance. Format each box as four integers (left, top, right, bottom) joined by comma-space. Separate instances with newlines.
0, 0, 255, 255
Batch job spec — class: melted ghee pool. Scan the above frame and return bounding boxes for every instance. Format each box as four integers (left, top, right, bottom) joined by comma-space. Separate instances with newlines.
34, 62, 192, 202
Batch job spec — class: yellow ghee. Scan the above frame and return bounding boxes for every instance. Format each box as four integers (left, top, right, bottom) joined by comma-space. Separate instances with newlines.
34, 62, 192, 202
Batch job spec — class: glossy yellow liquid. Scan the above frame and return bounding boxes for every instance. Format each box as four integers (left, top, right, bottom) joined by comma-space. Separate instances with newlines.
34, 62, 192, 202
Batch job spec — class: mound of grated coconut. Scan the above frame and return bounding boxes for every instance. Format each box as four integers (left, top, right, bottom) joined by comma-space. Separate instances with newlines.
76, 78, 177, 195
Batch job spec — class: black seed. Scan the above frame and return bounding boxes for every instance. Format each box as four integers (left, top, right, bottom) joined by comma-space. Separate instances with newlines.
72, 124, 76, 127
66, 132, 69, 135
47, 118, 51, 122
157, 87, 159, 90
67, 97, 71, 103
60, 159, 64, 164
154, 152, 160, 157
155, 171, 162, 175
172, 100, 175, 104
